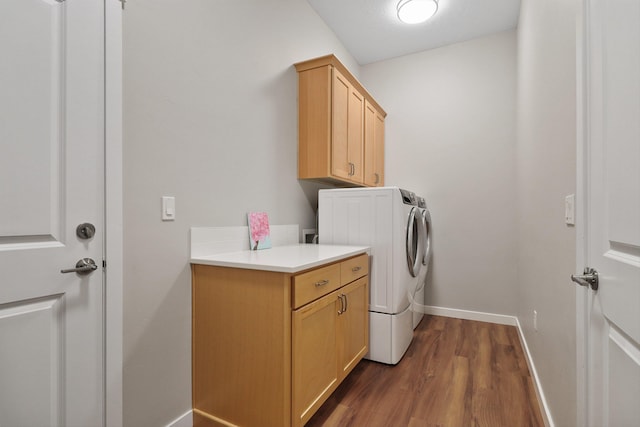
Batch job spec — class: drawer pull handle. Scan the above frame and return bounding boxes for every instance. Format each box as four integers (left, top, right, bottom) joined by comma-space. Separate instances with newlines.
315, 279, 329, 287
351, 266, 362, 273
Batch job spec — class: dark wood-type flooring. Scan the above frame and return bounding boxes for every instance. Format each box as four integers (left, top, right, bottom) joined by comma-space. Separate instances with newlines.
306, 315, 545, 427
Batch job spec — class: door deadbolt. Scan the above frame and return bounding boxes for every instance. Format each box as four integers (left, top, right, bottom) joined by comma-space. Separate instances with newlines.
76, 223, 96, 239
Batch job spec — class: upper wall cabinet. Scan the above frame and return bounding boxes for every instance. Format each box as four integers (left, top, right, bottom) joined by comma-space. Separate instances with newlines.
295, 55, 386, 187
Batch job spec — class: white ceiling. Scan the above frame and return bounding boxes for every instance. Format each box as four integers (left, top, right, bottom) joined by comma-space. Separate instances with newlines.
307, 0, 521, 65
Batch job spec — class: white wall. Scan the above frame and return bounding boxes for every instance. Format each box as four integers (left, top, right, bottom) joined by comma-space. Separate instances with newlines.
361, 31, 519, 316
516, 1, 579, 426
123, 1, 580, 424
123, 1, 357, 425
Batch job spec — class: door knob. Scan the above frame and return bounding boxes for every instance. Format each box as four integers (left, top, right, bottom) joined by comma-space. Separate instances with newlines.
61, 258, 98, 275
571, 267, 599, 291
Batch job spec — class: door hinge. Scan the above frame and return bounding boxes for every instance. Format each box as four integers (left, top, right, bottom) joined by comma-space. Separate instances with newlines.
119, 0, 126, 10
102, 259, 107, 270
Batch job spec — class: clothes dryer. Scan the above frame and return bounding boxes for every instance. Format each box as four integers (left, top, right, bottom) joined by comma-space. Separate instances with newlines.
318, 187, 425, 364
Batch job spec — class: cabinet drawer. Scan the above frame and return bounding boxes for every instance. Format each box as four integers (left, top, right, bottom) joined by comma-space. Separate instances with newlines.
340, 254, 369, 285
293, 263, 341, 309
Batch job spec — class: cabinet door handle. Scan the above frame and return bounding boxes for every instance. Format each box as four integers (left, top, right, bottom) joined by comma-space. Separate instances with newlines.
343, 294, 348, 313
374, 173, 380, 184
351, 266, 361, 273
315, 279, 329, 287
337, 294, 345, 314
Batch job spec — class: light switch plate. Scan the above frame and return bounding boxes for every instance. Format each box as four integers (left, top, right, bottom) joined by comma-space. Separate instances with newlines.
565, 194, 575, 225
162, 196, 175, 221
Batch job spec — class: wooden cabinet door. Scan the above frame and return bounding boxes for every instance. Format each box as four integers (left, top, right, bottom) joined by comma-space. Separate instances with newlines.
347, 85, 364, 184
364, 101, 385, 186
331, 69, 351, 181
292, 290, 340, 427
373, 110, 385, 185
337, 277, 369, 380
332, 68, 364, 184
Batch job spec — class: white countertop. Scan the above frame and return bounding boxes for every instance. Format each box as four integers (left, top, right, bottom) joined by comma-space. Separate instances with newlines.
190, 244, 369, 273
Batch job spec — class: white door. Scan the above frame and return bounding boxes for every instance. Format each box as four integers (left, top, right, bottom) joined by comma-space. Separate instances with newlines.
0, 0, 105, 426
579, 0, 640, 426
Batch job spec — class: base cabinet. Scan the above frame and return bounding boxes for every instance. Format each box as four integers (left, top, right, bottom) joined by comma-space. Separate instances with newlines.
192, 253, 369, 427
292, 277, 368, 426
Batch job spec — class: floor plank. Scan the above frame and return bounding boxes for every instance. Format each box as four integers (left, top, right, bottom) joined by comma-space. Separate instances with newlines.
306, 315, 545, 427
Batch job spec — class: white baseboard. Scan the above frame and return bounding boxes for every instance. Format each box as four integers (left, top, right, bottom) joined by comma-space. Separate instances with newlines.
514, 318, 555, 427
422, 305, 517, 326
424, 305, 554, 427
166, 410, 192, 427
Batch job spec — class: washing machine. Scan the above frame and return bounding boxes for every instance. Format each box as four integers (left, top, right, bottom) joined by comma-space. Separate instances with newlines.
412, 196, 432, 329
318, 187, 426, 365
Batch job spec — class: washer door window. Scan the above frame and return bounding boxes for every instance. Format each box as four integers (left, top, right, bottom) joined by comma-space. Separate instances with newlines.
422, 209, 432, 267
406, 207, 425, 277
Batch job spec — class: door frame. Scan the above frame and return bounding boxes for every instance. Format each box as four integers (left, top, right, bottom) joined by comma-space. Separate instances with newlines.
576, 1, 587, 424
105, 1, 123, 425
575, 0, 591, 425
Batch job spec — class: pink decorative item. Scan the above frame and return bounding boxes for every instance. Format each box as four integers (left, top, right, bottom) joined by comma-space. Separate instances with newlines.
247, 212, 272, 250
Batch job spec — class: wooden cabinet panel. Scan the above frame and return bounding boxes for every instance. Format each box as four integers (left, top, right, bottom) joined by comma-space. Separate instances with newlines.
192, 265, 292, 427
297, 66, 332, 180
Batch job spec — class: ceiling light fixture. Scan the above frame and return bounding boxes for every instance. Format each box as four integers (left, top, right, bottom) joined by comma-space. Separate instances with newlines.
397, 0, 438, 24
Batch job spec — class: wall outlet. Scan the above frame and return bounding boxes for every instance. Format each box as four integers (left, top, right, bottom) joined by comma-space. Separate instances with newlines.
533, 310, 538, 331
302, 228, 317, 244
